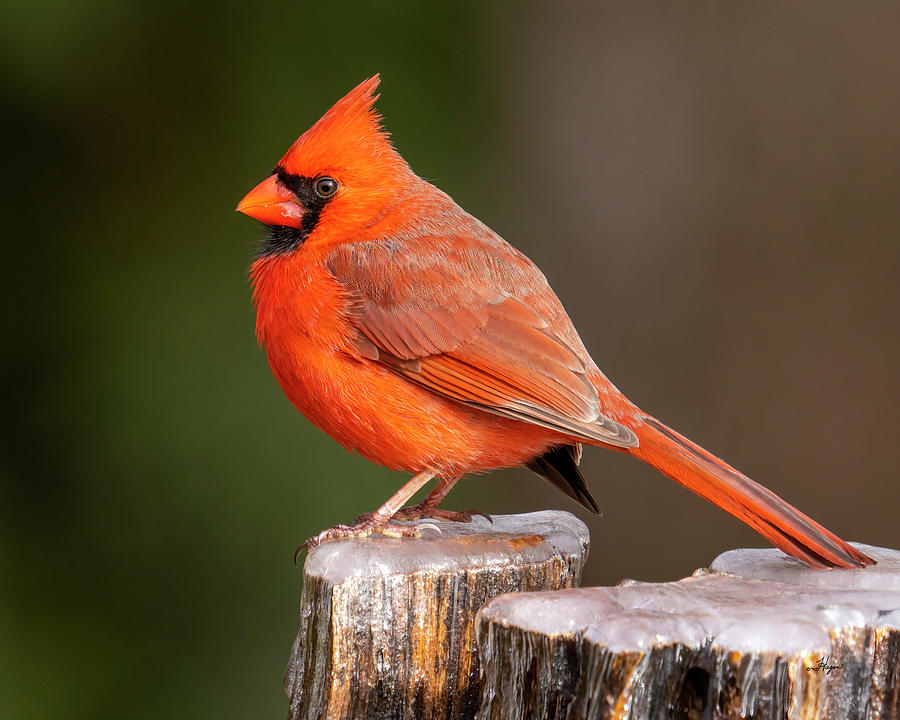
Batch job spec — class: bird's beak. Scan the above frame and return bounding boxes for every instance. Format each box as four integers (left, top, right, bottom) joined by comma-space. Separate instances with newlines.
236, 174, 303, 227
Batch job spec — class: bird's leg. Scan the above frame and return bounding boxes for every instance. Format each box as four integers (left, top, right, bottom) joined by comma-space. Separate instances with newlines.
297, 471, 439, 559
391, 476, 492, 524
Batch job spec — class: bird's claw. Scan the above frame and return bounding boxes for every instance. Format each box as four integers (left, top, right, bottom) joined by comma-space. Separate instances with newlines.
390, 505, 492, 524
294, 517, 443, 564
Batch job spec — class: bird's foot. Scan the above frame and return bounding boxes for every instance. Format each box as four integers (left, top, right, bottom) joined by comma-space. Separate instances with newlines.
295, 515, 441, 563
389, 504, 492, 524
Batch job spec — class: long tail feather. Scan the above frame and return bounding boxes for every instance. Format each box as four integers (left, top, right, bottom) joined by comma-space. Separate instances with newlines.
629, 415, 874, 569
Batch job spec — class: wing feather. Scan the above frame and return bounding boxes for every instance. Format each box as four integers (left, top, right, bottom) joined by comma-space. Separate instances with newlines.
327, 235, 637, 448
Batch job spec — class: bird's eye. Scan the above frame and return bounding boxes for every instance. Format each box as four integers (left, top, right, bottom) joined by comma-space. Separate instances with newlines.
314, 176, 338, 199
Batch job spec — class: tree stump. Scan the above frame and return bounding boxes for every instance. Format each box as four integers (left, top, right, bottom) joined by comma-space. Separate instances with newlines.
476, 543, 900, 720
284, 510, 590, 720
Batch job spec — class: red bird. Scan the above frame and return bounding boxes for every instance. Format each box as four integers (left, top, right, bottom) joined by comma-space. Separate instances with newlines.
237, 76, 872, 568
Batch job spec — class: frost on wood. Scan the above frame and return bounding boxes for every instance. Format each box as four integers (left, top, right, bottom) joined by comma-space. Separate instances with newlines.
283, 511, 589, 720
711, 543, 900, 591
476, 543, 900, 720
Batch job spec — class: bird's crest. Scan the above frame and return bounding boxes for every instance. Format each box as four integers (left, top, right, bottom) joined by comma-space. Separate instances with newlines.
278, 75, 407, 180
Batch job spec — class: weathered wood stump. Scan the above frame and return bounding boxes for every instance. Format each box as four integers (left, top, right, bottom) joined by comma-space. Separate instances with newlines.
476, 543, 900, 720
284, 510, 590, 720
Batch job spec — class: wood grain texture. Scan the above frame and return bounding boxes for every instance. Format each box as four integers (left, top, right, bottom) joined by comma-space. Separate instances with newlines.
283, 511, 589, 720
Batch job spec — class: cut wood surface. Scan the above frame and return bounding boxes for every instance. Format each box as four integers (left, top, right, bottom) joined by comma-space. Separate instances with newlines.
476, 543, 900, 720
284, 510, 590, 720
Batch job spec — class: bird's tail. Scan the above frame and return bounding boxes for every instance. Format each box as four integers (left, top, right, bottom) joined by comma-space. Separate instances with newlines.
628, 414, 874, 568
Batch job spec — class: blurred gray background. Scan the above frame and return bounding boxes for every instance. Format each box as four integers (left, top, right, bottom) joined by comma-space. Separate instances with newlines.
2, 2, 897, 718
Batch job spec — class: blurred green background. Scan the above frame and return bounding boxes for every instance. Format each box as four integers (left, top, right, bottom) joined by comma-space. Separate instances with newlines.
2, 2, 898, 718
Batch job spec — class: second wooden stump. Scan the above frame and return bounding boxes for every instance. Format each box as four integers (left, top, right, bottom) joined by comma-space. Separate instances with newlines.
476, 543, 900, 719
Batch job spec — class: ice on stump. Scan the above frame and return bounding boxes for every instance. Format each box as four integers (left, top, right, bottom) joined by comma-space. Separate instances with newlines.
476, 543, 900, 719
712, 542, 900, 591
483, 572, 900, 654
303, 509, 590, 582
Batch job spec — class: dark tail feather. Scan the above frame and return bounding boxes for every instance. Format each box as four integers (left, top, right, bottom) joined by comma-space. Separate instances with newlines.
631, 415, 874, 569
526, 443, 600, 514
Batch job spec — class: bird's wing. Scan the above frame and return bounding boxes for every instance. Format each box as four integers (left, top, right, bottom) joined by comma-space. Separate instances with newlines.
326, 236, 637, 447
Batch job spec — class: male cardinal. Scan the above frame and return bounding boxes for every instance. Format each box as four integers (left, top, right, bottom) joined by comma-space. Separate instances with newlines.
237, 76, 872, 569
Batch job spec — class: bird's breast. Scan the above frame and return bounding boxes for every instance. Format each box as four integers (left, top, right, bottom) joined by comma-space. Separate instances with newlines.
249, 251, 559, 474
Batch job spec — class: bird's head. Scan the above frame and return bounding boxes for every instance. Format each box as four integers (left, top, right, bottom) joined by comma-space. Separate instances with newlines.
236, 75, 411, 255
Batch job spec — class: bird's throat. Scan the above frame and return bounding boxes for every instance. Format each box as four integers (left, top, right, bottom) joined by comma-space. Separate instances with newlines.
260, 224, 311, 256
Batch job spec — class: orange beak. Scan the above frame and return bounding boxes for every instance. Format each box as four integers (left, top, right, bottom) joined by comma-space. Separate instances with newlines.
236, 174, 303, 227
